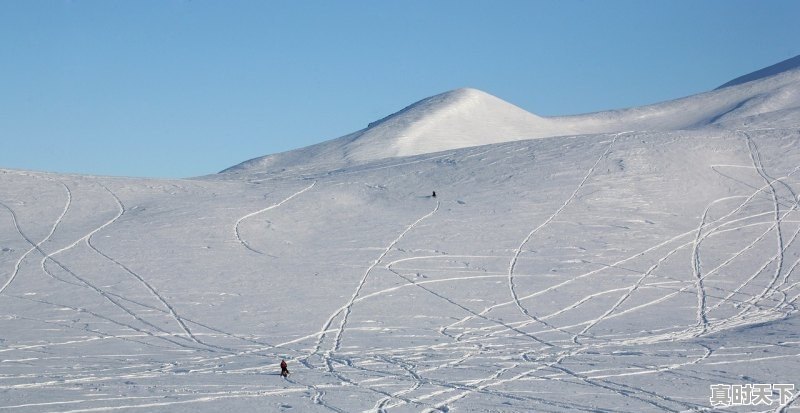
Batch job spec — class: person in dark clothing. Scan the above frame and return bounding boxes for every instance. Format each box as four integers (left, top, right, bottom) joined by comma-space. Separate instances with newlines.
280, 359, 289, 377
432, 191, 437, 198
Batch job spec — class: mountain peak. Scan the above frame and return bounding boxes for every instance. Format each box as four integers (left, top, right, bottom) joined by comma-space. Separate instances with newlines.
430, 87, 489, 99
347, 87, 549, 161
223, 88, 557, 173
367, 87, 537, 128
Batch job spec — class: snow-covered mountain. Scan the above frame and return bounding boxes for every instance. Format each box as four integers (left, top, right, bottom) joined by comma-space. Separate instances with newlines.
2, 56, 800, 412
222, 88, 560, 173
224, 54, 800, 174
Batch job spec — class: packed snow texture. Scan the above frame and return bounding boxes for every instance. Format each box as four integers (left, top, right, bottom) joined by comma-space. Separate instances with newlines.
2, 55, 800, 412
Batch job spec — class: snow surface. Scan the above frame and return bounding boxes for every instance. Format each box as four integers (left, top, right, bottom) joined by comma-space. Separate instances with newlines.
2, 56, 800, 412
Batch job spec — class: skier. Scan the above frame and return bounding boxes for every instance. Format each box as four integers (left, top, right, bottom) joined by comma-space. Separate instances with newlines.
280, 359, 289, 377
432, 191, 437, 198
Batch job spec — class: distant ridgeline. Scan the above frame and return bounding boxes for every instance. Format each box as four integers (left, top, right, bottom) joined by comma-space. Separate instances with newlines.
224, 54, 800, 175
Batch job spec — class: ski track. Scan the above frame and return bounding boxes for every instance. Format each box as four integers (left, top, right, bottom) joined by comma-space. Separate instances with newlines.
8, 182, 217, 352
742, 131, 786, 314
316, 200, 440, 353
508, 133, 623, 341
739, 132, 800, 312
0, 180, 204, 356
233, 180, 317, 255
690, 187, 712, 333
296, 200, 440, 408
385, 263, 556, 347
87, 184, 213, 349
0, 180, 71, 295
704, 173, 800, 316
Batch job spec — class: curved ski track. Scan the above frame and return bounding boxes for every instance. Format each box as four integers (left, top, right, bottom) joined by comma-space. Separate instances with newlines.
233, 180, 317, 255
0, 181, 71, 295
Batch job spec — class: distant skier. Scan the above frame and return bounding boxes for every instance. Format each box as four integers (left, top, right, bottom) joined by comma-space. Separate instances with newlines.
432, 191, 437, 198
280, 359, 289, 377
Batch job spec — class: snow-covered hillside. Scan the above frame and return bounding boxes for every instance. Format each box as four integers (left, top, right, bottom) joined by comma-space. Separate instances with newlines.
224, 55, 800, 175
1, 56, 800, 412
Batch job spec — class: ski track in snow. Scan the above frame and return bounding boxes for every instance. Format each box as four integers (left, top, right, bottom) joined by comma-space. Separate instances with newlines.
43, 193, 211, 352
233, 180, 317, 255
299, 200, 441, 408
507, 132, 624, 343
1, 179, 225, 354
0, 180, 71, 295
737, 132, 800, 313
85, 184, 214, 350
328, 200, 440, 353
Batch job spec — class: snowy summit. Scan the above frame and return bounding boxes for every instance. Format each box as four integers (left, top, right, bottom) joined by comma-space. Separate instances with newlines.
224, 88, 556, 172
2, 55, 800, 412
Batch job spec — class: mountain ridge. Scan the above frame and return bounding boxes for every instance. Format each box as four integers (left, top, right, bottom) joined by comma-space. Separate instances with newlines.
716, 54, 800, 89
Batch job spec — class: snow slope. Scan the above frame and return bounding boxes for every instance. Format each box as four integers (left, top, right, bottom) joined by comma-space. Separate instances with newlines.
223, 88, 562, 174
225, 54, 800, 175
1, 57, 800, 412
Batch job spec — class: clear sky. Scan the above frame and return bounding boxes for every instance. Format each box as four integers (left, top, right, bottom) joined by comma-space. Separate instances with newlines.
2, 1, 799, 178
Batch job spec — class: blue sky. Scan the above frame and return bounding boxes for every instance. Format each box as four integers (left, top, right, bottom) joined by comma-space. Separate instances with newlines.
2, 1, 799, 178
